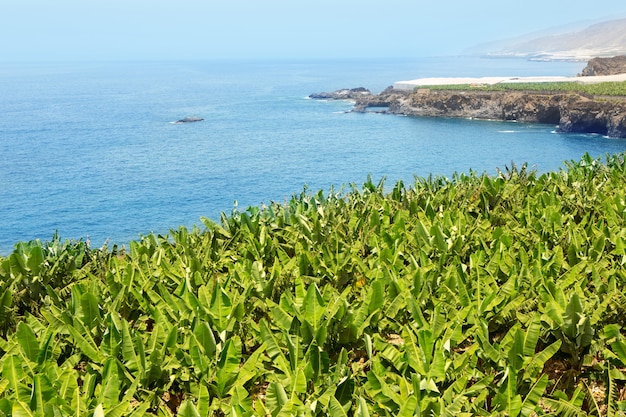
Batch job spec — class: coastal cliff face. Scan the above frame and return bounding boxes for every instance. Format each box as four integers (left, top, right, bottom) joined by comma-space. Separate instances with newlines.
344, 88, 626, 138
580, 56, 626, 76
309, 56, 626, 137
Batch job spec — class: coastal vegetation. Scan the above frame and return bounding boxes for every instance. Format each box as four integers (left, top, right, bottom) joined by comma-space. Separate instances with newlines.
3, 153, 626, 415
415, 81, 626, 97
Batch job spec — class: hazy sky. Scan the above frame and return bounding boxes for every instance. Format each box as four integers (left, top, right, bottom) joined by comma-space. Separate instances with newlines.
2, 0, 625, 61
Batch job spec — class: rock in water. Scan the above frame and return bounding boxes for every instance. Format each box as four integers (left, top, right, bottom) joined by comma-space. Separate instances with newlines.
175, 116, 204, 124
308, 87, 372, 100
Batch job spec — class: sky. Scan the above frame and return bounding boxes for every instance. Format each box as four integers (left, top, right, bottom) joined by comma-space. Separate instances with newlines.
1, 0, 626, 61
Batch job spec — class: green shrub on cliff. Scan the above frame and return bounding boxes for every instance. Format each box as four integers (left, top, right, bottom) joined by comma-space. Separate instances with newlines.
2, 153, 626, 416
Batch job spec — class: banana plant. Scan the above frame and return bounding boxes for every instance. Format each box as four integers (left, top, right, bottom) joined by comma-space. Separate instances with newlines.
4, 153, 626, 415
540, 284, 594, 369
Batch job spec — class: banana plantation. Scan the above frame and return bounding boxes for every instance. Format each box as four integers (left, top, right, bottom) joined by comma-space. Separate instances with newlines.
2, 153, 626, 416
417, 81, 626, 96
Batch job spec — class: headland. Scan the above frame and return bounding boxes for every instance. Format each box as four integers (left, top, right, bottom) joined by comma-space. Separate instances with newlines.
310, 56, 626, 138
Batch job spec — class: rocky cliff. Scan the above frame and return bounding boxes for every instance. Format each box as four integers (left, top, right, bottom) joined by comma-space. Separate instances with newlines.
310, 87, 626, 138
580, 55, 626, 76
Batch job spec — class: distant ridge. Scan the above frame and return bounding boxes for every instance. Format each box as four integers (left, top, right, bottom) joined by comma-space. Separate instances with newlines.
483, 18, 626, 61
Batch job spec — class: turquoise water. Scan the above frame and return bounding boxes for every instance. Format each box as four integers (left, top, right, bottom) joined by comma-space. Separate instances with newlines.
2, 57, 625, 254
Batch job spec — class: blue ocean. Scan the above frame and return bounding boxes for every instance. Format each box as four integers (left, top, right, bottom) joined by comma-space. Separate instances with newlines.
2, 57, 626, 255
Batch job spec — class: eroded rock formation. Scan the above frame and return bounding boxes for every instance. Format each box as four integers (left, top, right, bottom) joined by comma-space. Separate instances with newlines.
311, 87, 626, 138
308, 87, 372, 100
580, 56, 626, 76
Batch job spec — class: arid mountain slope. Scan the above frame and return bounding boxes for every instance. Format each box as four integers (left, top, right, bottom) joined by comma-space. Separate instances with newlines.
486, 18, 626, 61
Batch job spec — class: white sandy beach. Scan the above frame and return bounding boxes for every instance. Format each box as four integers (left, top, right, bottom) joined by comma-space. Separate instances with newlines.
393, 73, 626, 90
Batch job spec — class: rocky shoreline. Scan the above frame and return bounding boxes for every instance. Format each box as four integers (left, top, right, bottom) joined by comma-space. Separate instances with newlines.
310, 86, 626, 138
310, 87, 626, 138
309, 56, 626, 138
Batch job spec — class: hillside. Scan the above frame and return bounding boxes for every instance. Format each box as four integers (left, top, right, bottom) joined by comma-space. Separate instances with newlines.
484, 18, 626, 61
